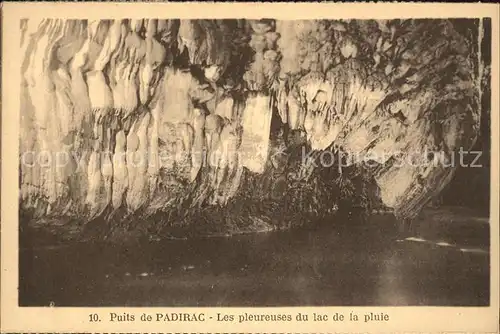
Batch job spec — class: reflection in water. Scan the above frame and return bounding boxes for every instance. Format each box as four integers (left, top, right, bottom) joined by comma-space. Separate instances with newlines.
377, 255, 409, 306
19, 212, 489, 306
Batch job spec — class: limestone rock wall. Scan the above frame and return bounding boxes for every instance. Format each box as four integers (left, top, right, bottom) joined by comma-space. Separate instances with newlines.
19, 18, 484, 239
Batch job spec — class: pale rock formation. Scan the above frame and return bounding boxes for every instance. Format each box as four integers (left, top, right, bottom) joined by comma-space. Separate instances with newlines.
19, 18, 485, 238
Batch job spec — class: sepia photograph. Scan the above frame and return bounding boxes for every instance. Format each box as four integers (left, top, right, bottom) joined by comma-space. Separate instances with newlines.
1, 2, 499, 333
17, 15, 492, 307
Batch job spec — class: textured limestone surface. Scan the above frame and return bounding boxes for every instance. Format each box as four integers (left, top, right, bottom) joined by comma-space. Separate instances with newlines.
19, 19, 485, 240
